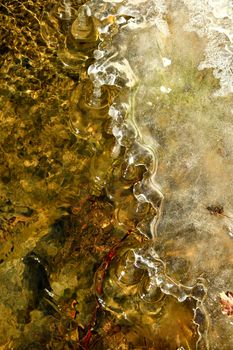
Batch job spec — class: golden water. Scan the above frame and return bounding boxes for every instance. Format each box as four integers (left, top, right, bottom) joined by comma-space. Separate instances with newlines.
0, 1, 233, 349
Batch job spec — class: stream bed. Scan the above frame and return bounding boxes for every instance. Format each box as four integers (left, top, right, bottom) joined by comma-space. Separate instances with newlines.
0, 0, 233, 349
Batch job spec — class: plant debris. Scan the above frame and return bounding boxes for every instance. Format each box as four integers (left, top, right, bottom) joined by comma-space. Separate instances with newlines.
220, 291, 233, 316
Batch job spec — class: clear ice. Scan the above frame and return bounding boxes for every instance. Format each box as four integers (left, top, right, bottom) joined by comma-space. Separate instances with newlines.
88, 0, 233, 348
0, 0, 233, 348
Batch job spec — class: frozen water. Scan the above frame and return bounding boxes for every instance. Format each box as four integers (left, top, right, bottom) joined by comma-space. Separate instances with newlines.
88, 0, 233, 348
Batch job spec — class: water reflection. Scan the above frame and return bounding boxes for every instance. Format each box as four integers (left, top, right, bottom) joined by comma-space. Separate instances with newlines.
0, 0, 233, 349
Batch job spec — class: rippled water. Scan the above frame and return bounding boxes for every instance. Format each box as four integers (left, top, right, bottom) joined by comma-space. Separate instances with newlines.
0, 0, 233, 349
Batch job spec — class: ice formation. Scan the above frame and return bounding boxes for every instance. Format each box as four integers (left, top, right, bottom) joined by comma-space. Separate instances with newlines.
0, 0, 232, 348
87, 0, 233, 348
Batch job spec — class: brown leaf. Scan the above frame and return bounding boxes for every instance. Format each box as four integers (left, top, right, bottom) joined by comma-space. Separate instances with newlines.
220, 291, 233, 316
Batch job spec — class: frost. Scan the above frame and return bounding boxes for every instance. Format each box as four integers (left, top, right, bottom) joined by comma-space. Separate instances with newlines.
86, 0, 233, 348
162, 56, 172, 67
160, 85, 172, 93
183, 0, 233, 96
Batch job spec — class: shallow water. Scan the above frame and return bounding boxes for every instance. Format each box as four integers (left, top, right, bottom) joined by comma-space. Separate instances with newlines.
0, 0, 233, 349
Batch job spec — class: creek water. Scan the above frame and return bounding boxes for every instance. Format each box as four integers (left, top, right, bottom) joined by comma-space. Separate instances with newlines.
0, 0, 232, 349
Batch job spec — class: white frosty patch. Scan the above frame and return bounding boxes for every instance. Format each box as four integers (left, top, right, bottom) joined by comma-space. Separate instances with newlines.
103, 0, 123, 3
160, 85, 172, 93
162, 57, 172, 67
183, 0, 233, 96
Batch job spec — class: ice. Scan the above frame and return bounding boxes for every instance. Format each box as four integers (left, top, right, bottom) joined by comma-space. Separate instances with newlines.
88, 0, 233, 348
183, 0, 233, 96
1, 0, 232, 347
